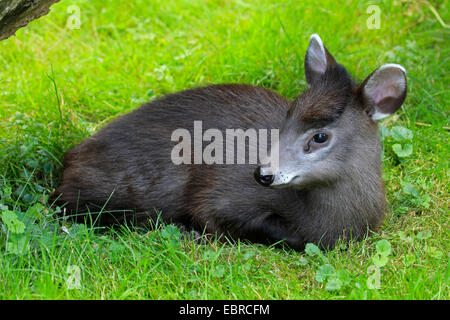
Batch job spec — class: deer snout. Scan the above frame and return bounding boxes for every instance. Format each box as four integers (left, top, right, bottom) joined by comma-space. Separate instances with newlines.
254, 166, 275, 187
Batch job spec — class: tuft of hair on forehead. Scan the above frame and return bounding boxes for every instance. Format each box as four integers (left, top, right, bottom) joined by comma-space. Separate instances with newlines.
292, 63, 353, 127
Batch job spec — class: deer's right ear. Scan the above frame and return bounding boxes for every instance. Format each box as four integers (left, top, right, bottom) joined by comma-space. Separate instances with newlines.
304, 34, 337, 86
359, 64, 407, 121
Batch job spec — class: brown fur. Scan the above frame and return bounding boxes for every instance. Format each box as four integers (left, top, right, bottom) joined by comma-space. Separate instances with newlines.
50, 41, 405, 250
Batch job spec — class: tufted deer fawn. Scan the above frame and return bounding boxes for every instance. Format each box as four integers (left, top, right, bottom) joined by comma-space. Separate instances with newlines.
51, 34, 407, 250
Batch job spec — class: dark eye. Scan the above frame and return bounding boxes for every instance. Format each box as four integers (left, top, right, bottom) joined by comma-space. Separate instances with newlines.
313, 133, 328, 143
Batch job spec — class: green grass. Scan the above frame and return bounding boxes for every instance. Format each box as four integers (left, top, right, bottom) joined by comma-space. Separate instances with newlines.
0, 0, 449, 299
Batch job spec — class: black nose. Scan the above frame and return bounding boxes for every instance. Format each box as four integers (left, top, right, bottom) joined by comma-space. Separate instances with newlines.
254, 166, 274, 187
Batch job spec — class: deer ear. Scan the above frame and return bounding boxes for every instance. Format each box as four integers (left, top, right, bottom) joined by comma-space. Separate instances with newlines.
304, 34, 337, 86
360, 64, 407, 121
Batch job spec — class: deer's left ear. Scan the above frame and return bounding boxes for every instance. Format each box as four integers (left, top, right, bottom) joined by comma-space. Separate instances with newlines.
359, 64, 407, 121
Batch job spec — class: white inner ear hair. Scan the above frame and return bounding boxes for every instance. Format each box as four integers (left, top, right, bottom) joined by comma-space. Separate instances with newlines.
365, 64, 406, 103
365, 64, 406, 120
307, 34, 327, 74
